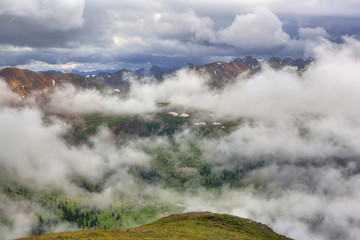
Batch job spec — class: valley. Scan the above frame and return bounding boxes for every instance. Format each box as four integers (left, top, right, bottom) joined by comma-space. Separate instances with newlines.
0, 50, 358, 240
1, 1, 359, 239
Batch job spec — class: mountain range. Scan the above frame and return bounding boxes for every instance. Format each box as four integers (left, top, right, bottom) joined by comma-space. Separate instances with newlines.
0, 56, 313, 97
0, 67, 103, 98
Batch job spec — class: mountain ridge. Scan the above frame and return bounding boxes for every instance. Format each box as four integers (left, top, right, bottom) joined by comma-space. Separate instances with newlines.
0, 67, 104, 98
0, 56, 313, 97
17, 212, 293, 240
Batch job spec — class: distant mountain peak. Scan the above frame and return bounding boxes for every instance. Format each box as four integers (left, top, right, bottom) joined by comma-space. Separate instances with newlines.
233, 56, 260, 69
0, 56, 314, 97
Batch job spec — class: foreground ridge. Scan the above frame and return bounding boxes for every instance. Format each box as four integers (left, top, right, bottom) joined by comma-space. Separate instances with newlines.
18, 212, 292, 240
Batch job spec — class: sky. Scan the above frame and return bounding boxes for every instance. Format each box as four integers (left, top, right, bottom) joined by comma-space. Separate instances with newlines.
0, 0, 359, 71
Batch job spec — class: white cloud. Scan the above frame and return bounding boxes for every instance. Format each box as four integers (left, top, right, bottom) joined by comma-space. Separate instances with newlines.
0, 80, 22, 106
0, 0, 85, 31
0, 103, 151, 191
0, 0, 359, 70
0, 196, 36, 240
130, 8, 293, 51
216, 8, 291, 48
0, 45, 33, 53
299, 27, 330, 39
16, 61, 83, 71
165, 0, 360, 18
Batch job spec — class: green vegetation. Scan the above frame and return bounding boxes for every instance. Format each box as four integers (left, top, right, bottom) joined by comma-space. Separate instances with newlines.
1, 181, 34, 199
54, 200, 166, 229
67, 111, 257, 192
134, 140, 260, 190
1, 110, 264, 239
156, 102, 169, 107
157, 113, 190, 136
19, 212, 292, 240
69, 110, 245, 144
72, 113, 133, 141
71, 177, 103, 193
70, 112, 192, 142
0, 180, 180, 235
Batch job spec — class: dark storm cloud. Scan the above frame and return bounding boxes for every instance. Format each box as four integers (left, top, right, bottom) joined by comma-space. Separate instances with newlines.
279, 15, 360, 42
0, 0, 86, 47
0, 0, 359, 70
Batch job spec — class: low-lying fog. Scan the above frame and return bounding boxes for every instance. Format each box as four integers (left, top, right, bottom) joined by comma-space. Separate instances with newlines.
1, 37, 359, 240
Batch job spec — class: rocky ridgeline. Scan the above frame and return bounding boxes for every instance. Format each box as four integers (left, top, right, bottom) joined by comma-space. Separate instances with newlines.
0, 56, 313, 97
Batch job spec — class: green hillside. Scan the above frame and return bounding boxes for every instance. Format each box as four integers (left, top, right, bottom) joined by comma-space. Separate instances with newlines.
18, 212, 292, 240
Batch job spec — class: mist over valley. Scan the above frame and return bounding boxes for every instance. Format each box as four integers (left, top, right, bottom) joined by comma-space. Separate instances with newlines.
1, 1, 360, 239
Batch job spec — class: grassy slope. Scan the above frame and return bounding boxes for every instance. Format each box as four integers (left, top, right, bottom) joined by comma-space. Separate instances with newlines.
18, 212, 292, 240
0, 180, 181, 232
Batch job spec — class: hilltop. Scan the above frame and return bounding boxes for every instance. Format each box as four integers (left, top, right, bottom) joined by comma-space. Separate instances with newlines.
18, 212, 292, 240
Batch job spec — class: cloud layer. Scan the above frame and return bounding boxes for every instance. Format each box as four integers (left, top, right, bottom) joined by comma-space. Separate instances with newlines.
0, 0, 359, 70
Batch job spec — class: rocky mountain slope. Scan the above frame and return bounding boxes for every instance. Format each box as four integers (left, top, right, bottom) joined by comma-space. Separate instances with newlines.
0, 67, 103, 98
190, 56, 313, 85
93, 56, 313, 87
18, 212, 292, 240
92, 69, 135, 88
188, 58, 255, 85
0, 56, 313, 97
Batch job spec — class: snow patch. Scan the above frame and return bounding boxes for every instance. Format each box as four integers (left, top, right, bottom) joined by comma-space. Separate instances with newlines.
168, 112, 178, 116
179, 113, 189, 117
283, 66, 298, 72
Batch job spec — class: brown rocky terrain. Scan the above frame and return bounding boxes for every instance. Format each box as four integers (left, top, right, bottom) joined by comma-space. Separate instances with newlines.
0, 57, 313, 97
0, 67, 103, 98
188, 56, 312, 86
